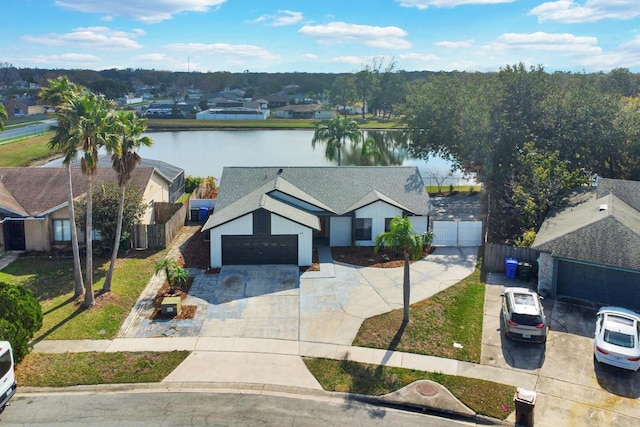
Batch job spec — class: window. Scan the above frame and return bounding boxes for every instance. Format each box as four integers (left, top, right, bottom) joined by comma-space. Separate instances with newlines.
354, 218, 372, 241
53, 219, 71, 242
385, 218, 393, 232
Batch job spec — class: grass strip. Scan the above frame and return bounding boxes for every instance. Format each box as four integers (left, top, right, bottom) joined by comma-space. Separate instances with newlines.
304, 357, 515, 420
0, 133, 61, 167
353, 269, 485, 363
16, 351, 189, 387
0, 250, 167, 340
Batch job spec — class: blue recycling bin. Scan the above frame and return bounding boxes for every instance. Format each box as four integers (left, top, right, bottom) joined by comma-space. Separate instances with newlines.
505, 257, 519, 280
199, 207, 210, 223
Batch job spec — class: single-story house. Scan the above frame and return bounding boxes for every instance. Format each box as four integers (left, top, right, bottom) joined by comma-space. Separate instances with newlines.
2, 96, 44, 117
196, 107, 270, 121
532, 178, 640, 310
0, 166, 175, 252
274, 104, 334, 120
202, 166, 431, 268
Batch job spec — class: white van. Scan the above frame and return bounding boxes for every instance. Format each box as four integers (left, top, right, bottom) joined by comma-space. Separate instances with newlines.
0, 341, 16, 413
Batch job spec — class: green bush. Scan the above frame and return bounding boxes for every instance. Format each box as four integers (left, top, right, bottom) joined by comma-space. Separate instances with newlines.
0, 282, 43, 363
185, 176, 203, 193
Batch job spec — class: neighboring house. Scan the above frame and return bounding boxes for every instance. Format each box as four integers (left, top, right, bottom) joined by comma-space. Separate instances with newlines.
203, 166, 431, 268
2, 96, 44, 117
0, 166, 174, 252
532, 178, 640, 310
259, 95, 289, 109
275, 104, 334, 119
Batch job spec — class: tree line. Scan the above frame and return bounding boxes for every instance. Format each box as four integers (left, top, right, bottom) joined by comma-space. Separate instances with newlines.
398, 64, 640, 243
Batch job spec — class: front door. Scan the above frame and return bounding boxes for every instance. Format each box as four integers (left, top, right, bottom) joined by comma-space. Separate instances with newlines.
3, 220, 26, 251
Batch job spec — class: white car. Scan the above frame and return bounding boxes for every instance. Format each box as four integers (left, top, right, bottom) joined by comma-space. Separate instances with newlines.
594, 306, 640, 371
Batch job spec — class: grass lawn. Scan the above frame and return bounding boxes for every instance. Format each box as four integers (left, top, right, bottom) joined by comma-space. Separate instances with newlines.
16, 351, 189, 387
353, 269, 485, 363
0, 250, 167, 340
0, 132, 61, 167
304, 358, 515, 420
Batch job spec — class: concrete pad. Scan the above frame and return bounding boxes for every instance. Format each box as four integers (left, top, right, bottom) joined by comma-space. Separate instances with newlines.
456, 362, 538, 389
162, 351, 322, 390
32, 339, 112, 353
299, 311, 363, 345
299, 342, 341, 359
379, 380, 475, 418
199, 317, 299, 340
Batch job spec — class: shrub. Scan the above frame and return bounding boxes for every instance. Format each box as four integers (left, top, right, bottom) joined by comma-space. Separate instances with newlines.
0, 282, 43, 363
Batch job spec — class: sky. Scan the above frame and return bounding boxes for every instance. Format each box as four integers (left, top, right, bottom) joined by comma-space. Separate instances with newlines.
3, 0, 640, 74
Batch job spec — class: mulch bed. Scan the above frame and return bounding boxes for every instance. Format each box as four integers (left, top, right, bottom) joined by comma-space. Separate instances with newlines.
150, 277, 197, 320
331, 246, 434, 268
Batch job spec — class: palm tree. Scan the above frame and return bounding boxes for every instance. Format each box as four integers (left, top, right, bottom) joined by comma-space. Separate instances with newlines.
0, 103, 7, 131
75, 92, 120, 307
103, 111, 153, 292
154, 258, 188, 293
374, 216, 432, 323
311, 115, 361, 166
41, 77, 85, 298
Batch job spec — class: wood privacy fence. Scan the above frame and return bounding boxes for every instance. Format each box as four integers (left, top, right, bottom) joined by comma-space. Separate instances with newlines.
483, 243, 540, 272
132, 201, 188, 250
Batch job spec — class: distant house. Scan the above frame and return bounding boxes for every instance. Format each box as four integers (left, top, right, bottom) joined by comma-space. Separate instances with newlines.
2, 96, 44, 117
0, 163, 184, 252
275, 104, 335, 119
196, 107, 270, 120
202, 166, 431, 268
532, 178, 640, 310
259, 95, 289, 109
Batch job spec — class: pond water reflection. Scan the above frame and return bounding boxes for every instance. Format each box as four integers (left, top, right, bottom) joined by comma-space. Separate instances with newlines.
45, 129, 474, 186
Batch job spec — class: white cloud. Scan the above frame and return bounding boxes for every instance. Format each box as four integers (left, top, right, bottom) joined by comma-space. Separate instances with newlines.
330, 56, 372, 65
301, 53, 318, 59
299, 22, 411, 49
396, 0, 513, 9
486, 32, 601, 54
529, 0, 640, 24
250, 10, 303, 27
579, 35, 640, 69
22, 27, 143, 50
399, 52, 440, 61
54, 0, 227, 23
135, 53, 169, 62
23, 53, 103, 66
435, 39, 474, 48
165, 43, 279, 60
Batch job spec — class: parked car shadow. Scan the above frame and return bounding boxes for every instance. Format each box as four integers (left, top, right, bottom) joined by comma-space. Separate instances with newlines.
499, 312, 546, 370
593, 356, 640, 398
548, 297, 598, 338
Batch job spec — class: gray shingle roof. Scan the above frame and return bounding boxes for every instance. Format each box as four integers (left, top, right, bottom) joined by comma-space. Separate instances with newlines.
205, 166, 431, 231
0, 167, 158, 218
532, 181, 640, 271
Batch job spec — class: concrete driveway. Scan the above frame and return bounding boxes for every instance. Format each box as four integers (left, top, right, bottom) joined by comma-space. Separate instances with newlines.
482, 273, 640, 426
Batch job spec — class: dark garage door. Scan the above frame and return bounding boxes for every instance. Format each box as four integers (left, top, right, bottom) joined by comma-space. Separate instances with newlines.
222, 235, 298, 265
557, 260, 640, 310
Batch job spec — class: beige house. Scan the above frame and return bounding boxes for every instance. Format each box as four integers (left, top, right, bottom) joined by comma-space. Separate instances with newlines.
0, 167, 172, 252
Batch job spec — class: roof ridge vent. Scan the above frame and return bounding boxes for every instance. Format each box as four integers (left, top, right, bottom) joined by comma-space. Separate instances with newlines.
598, 204, 608, 211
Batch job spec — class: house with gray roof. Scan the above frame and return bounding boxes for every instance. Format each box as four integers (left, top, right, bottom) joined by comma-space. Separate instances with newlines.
532, 178, 640, 310
0, 166, 177, 252
202, 166, 431, 267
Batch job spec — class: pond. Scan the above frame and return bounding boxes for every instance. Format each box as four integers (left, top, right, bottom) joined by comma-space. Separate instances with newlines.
45, 129, 475, 186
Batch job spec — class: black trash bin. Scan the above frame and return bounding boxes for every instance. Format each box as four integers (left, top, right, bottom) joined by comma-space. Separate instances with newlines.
514, 387, 536, 427
518, 262, 532, 281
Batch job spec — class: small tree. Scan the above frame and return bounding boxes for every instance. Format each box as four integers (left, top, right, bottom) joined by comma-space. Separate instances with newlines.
374, 216, 431, 323
0, 282, 43, 363
154, 259, 188, 293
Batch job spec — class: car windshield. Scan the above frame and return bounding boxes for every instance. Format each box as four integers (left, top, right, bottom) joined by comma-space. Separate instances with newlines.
512, 313, 543, 326
604, 329, 634, 348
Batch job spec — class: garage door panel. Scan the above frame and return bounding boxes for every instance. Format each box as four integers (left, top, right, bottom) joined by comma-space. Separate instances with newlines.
557, 260, 640, 310
222, 235, 297, 265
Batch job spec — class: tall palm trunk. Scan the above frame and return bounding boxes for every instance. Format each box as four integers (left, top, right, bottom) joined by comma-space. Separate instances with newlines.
66, 163, 84, 297
84, 173, 95, 307
402, 249, 411, 323
103, 185, 125, 292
